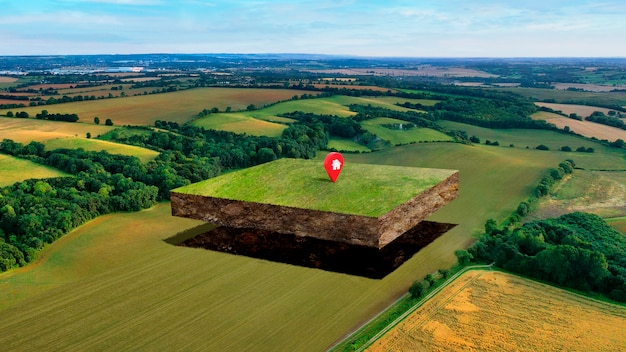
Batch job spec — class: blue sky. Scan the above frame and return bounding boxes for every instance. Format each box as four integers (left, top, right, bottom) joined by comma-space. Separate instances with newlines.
1, 0, 625, 57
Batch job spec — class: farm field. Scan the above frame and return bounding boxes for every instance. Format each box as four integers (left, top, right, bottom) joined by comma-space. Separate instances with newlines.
44, 137, 160, 163
0, 117, 115, 143
328, 137, 371, 152
367, 270, 626, 351
535, 102, 617, 117
530, 112, 626, 141
0, 88, 308, 126
437, 120, 610, 150
0, 142, 593, 351
190, 95, 432, 135
361, 117, 453, 144
190, 113, 287, 137
492, 87, 626, 107
526, 170, 626, 220
607, 216, 626, 233
0, 154, 70, 187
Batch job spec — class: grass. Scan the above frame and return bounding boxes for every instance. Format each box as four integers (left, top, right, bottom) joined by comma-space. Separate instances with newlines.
190, 113, 288, 137
328, 137, 371, 152
0, 117, 115, 143
2, 142, 626, 351
0, 88, 308, 126
0, 154, 71, 187
530, 113, 626, 142
437, 120, 615, 151
173, 158, 456, 217
527, 170, 626, 220
361, 118, 453, 145
44, 137, 160, 163
367, 270, 626, 351
492, 86, 626, 106
535, 102, 617, 117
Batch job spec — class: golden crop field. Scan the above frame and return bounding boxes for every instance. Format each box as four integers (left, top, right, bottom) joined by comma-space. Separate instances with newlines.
368, 270, 626, 352
0, 117, 115, 143
535, 102, 617, 117
531, 112, 626, 142
0, 88, 308, 126
0, 76, 19, 83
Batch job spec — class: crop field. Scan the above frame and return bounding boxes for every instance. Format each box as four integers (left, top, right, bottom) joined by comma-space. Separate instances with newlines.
190, 95, 432, 134
527, 170, 626, 220
437, 120, 611, 150
0, 117, 115, 143
190, 113, 287, 137
0, 88, 308, 126
367, 270, 626, 351
535, 102, 617, 117
361, 117, 453, 144
0, 141, 591, 351
493, 87, 626, 106
327, 137, 371, 152
44, 137, 160, 163
607, 217, 626, 233
0, 154, 70, 187
530, 112, 626, 141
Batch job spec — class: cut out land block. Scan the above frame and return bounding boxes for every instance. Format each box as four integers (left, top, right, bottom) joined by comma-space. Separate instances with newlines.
170, 158, 458, 249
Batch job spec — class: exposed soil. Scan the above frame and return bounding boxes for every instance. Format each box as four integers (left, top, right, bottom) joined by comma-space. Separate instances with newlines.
170, 220, 455, 279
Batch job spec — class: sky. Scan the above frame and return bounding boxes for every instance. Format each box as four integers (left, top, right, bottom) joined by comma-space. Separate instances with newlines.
1, 0, 625, 57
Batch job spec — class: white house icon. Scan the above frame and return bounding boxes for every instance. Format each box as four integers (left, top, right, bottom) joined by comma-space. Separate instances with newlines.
332, 159, 342, 171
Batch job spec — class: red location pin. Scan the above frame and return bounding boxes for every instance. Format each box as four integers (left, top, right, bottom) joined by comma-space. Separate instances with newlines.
323, 152, 344, 183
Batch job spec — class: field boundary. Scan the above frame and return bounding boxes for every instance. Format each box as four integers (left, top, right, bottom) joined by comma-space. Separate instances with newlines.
327, 263, 494, 352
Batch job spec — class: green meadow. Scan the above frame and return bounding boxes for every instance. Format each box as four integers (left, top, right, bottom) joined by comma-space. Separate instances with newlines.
4, 137, 621, 350
0, 154, 71, 187
327, 137, 371, 152
173, 158, 456, 217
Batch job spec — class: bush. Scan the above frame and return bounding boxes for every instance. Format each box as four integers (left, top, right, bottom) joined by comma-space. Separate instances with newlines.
561, 146, 572, 152
536, 144, 549, 150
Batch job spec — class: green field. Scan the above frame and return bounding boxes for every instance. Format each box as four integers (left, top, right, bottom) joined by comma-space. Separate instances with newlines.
437, 120, 609, 151
0, 117, 116, 143
2, 140, 613, 351
0, 154, 70, 187
3, 115, 626, 351
362, 118, 453, 145
44, 137, 160, 163
173, 158, 456, 217
492, 87, 626, 106
328, 137, 371, 152
190, 113, 288, 137
0, 88, 308, 126
190, 95, 433, 135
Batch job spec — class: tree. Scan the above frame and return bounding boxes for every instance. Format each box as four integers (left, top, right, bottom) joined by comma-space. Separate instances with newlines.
6, 111, 13, 117
455, 249, 473, 265
409, 279, 430, 298
86, 132, 91, 139
225, 106, 232, 113
246, 104, 256, 111
94, 117, 100, 124
536, 144, 549, 150
561, 146, 572, 152
105, 118, 113, 126
469, 135, 480, 143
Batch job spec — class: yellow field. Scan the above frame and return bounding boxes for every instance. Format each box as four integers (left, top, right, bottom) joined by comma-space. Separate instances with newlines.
368, 271, 626, 352
0, 76, 19, 83
0, 154, 70, 187
532, 113, 626, 142
0, 117, 115, 143
535, 102, 617, 117
44, 137, 160, 163
0, 88, 308, 126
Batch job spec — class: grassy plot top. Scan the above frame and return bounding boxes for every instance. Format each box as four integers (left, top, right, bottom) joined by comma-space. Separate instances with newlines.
173, 158, 456, 217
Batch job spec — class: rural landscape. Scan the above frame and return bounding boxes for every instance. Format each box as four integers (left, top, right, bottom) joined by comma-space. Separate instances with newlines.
0, 53, 625, 350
